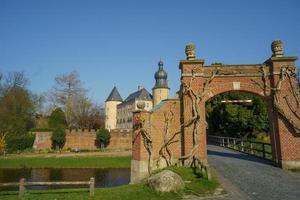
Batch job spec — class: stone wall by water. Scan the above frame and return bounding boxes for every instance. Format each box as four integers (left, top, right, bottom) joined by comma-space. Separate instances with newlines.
33, 129, 132, 150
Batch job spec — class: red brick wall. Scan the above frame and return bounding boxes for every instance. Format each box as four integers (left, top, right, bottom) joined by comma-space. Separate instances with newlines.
109, 129, 132, 150
270, 59, 300, 164
132, 58, 299, 170
132, 100, 181, 165
33, 132, 52, 150
179, 58, 300, 166
33, 129, 132, 150
132, 111, 151, 161
150, 100, 181, 161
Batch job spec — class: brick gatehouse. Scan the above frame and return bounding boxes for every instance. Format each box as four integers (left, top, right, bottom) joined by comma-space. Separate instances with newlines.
131, 40, 300, 182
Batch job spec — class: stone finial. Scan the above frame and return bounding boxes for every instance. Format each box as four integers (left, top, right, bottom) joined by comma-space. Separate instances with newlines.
185, 43, 196, 60
271, 40, 284, 57
136, 102, 145, 110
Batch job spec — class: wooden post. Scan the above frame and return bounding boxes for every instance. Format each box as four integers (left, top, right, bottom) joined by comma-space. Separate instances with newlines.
241, 140, 244, 152
222, 138, 225, 147
262, 144, 266, 159
233, 139, 236, 149
206, 166, 212, 181
227, 138, 230, 147
250, 143, 254, 155
89, 177, 95, 197
19, 178, 25, 198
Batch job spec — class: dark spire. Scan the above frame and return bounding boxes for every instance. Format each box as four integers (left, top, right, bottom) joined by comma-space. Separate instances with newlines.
153, 60, 169, 89
106, 86, 123, 102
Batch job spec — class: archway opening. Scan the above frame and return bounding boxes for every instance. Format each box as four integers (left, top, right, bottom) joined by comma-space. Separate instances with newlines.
205, 91, 272, 160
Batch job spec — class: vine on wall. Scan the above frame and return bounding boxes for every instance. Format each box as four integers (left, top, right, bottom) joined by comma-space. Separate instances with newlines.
133, 70, 217, 176
133, 114, 153, 174
180, 71, 217, 166
252, 65, 300, 135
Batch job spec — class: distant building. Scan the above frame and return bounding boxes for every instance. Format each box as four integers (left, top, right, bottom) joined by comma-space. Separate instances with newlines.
117, 86, 153, 129
152, 60, 170, 106
105, 60, 170, 130
105, 86, 123, 131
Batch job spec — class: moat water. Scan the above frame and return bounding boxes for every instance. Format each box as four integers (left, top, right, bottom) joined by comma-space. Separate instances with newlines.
0, 168, 130, 191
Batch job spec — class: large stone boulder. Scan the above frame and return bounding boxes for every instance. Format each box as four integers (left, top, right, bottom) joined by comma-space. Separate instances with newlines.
148, 170, 185, 192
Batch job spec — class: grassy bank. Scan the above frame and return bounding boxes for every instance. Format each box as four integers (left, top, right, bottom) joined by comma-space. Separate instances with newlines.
0, 167, 221, 200
291, 169, 300, 172
0, 156, 131, 168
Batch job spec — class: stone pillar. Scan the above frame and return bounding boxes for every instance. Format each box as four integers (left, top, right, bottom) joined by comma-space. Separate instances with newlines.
130, 110, 151, 183
267, 46, 300, 169
179, 54, 206, 165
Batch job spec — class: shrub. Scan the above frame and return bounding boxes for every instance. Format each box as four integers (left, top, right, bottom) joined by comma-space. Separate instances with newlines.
96, 129, 110, 148
5, 133, 35, 153
51, 128, 66, 150
48, 108, 66, 129
30, 128, 53, 132
0, 135, 6, 155
256, 132, 270, 143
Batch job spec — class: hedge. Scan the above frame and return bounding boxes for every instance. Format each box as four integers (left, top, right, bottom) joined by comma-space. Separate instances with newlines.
96, 129, 110, 148
30, 128, 53, 132
51, 128, 66, 149
5, 134, 35, 153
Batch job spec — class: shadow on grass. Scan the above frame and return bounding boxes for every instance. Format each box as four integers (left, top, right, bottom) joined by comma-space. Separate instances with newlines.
192, 167, 203, 179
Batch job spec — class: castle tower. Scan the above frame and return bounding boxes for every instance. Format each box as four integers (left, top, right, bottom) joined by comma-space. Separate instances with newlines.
152, 60, 170, 106
105, 86, 123, 131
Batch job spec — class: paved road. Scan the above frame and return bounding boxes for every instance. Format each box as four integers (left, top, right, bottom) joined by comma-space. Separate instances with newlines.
206, 145, 300, 200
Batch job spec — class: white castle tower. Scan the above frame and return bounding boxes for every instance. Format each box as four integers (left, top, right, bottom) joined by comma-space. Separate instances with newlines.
105, 86, 123, 130
152, 60, 170, 106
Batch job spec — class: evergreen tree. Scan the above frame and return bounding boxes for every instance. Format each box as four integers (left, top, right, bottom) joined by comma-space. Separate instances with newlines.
48, 108, 67, 129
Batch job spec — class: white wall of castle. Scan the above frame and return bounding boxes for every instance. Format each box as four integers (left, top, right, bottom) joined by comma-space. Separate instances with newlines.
153, 88, 170, 106
105, 101, 122, 131
116, 100, 153, 129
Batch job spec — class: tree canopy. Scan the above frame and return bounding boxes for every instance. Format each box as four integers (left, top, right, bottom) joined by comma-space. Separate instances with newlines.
48, 108, 67, 129
48, 71, 104, 130
0, 72, 36, 137
96, 129, 110, 148
206, 91, 269, 138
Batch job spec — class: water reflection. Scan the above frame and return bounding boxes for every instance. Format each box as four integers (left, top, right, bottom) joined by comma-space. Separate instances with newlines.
0, 168, 130, 191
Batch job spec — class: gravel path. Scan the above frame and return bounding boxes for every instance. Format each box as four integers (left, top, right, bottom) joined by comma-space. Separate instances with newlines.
206, 145, 300, 200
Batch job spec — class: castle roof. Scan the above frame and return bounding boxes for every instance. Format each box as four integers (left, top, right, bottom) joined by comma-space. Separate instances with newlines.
153, 60, 169, 89
106, 86, 123, 102
124, 88, 152, 102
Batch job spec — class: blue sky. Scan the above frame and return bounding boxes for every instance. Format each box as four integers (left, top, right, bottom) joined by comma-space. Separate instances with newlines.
1, 0, 300, 104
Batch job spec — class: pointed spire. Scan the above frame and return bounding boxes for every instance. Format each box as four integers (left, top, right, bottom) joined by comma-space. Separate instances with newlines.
158, 59, 163, 70
106, 86, 123, 102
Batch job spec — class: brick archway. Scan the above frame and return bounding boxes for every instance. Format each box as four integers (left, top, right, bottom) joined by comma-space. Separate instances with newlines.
180, 56, 300, 170
131, 41, 300, 183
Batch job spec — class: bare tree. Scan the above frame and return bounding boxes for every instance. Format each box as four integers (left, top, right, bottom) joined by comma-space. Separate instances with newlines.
49, 71, 87, 106
48, 71, 89, 128
4, 72, 28, 90
73, 95, 93, 130
0, 73, 3, 96
87, 104, 105, 130
68, 96, 104, 130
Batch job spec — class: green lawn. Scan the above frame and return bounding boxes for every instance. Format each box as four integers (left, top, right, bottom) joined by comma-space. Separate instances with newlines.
0, 167, 221, 200
0, 156, 131, 168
